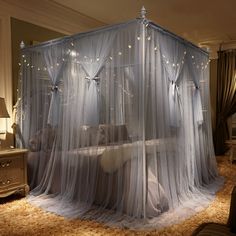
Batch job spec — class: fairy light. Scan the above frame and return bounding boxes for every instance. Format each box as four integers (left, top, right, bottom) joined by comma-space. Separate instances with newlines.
118, 52, 122, 55
70, 50, 77, 57
128, 45, 132, 49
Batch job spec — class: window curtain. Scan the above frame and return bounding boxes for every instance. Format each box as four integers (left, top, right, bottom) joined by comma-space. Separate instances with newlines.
214, 50, 236, 155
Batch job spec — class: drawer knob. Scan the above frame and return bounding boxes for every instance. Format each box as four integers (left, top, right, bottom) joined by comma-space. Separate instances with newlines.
7, 180, 10, 184
1, 163, 6, 168
6, 161, 11, 166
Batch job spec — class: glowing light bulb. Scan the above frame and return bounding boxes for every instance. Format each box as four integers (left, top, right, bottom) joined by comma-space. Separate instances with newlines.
70, 50, 77, 57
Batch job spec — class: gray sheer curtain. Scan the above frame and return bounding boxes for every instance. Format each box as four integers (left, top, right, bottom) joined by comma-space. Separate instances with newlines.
17, 19, 223, 230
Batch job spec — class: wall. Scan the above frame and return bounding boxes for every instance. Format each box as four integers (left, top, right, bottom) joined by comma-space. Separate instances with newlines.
0, 0, 103, 147
11, 18, 65, 105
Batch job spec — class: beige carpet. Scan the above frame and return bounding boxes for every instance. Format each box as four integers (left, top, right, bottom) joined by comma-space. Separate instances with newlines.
0, 156, 234, 236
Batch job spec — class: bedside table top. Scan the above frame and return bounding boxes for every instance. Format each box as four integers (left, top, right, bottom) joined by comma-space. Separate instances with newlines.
0, 148, 28, 157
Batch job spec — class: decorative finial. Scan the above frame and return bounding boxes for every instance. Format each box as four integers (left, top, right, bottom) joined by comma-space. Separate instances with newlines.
141, 6, 147, 19
20, 41, 25, 49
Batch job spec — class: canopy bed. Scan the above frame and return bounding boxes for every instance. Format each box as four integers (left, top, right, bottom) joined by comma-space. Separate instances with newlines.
17, 7, 223, 229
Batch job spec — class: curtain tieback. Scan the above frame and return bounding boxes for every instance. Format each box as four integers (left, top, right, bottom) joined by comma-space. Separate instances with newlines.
51, 85, 59, 92
85, 76, 100, 85
170, 81, 179, 97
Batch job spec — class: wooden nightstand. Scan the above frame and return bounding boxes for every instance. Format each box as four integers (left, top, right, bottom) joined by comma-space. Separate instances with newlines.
0, 148, 29, 198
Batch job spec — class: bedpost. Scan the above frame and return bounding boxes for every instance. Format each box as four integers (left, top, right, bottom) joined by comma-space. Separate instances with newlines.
140, 6, 147, 19
140, 6, 147, 219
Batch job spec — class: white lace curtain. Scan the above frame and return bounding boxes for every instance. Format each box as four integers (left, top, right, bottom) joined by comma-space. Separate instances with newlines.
17, 19, 223, 229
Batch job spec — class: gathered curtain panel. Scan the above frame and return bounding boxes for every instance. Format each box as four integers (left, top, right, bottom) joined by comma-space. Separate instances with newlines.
214, 50, 236, 155
43, 43, 69, 126
75, 30, 117, 125
158, 32, 186, 127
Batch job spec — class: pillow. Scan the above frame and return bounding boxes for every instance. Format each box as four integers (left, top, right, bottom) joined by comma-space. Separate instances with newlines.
28, 125, 55, 152
98, 124, 130, 144
79, 125, 100, 147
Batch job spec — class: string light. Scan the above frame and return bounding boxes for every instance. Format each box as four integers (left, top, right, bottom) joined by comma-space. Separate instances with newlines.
17, 41, 210, 73
70, 50, 77, 57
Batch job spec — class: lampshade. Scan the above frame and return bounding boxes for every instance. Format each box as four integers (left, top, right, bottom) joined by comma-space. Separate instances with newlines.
0, 97, 10, 118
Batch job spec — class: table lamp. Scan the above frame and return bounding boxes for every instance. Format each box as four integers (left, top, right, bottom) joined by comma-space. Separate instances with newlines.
0, 97, 10, 149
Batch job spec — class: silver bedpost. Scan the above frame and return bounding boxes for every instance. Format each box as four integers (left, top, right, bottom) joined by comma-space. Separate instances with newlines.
140, 6, 147, 219
141, 6, 147, 19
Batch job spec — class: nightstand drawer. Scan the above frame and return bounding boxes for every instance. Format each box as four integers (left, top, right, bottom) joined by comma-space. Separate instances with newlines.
0, 149, 29, 197
0, 155, 24, 169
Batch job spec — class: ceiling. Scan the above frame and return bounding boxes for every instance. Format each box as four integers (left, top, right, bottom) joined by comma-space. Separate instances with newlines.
51, 0, 236, 47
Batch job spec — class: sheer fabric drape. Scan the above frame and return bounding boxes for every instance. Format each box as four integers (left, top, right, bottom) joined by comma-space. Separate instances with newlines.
17, 19, 223, 229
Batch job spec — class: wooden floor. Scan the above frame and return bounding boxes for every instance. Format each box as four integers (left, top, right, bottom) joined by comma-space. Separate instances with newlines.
0, 155, 234, 236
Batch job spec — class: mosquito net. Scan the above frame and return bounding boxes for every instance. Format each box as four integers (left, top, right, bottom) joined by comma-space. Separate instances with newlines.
16, 17, 223, 229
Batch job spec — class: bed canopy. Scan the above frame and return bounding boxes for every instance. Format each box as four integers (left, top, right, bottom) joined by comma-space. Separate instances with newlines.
17, 8, 223, 229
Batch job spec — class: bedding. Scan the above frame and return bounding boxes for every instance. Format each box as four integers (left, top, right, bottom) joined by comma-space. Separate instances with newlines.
27, 124, 171, 217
